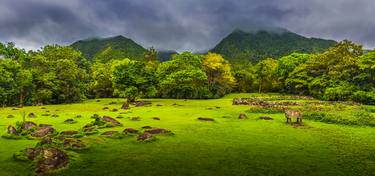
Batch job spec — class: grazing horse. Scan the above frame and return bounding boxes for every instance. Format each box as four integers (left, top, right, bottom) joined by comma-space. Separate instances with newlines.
285, 110, 302, 123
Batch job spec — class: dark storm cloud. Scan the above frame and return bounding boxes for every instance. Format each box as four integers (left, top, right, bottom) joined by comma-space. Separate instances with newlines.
0, 0, 374, 51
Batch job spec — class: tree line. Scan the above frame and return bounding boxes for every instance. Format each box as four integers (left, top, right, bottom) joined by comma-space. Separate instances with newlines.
0, 40, 374, 106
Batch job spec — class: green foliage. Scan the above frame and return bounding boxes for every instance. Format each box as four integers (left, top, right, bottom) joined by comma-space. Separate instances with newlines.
111, 59, 157, 101
254, 58, 280, 93
303, 111, 375, 126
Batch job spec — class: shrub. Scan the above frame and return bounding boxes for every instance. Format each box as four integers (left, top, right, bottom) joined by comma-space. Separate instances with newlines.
352, 91, 375, 105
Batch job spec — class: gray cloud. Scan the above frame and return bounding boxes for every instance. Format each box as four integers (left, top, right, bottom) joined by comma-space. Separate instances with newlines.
0, 0, 374, 51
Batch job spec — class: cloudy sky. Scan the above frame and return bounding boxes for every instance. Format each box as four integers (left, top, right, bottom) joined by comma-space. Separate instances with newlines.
0, 0, 374, 51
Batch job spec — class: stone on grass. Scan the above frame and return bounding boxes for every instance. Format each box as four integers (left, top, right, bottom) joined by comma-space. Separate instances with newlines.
7, 125, 18, 135
121, 102, 129, 109
39, 124, 53, 128
102, 116, 121, 126
259, 116, 274, 120
137, 133, 154, 141
142, 126, 152, 129
116, 115, 124, 119
101, 131, 119, 136
64, 119, 77, 124
111, 109, 118, 112
42, 114, 51, 116
130, 116, 141, 121
103, 107, 109, 110
63, 138, 86, 150
123, 128, 139, 134
96, 99, 101, 102
7, 114, 15, 118
197, 117, 215, 122
75, 115, 82, 118
145, 128, 170, 135
23, 121, 37, 130
35, 148, 69, 174
51, 114, 59, 117
238, 113, 248, 119
28, 113, 36, 118
152, 117, 160, 120
31, 127, 55, 138
39, 137, 53, 146
60, 130, 79, 136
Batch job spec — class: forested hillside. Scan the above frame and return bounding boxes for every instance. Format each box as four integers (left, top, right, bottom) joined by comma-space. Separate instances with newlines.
211, 29, 337, 63
71, 35, 147, 62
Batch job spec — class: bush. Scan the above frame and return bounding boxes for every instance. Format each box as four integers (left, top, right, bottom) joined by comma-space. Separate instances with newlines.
352, 91, 375, 105
303, 111, 375, 126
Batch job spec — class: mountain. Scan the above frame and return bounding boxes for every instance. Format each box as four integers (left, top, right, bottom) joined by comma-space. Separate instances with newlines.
211, 28, 337, 63
71, 35, 147, 62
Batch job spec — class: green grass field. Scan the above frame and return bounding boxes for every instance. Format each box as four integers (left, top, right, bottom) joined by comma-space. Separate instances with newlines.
1, 93, 375, 176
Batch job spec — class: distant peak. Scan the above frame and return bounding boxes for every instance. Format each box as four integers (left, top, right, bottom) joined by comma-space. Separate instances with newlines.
233, 27, 290, 34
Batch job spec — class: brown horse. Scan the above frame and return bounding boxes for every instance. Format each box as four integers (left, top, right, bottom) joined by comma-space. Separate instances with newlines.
285, 110, 302, 123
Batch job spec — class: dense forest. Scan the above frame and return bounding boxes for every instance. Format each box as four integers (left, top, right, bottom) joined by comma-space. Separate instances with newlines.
0, 38, 374, 106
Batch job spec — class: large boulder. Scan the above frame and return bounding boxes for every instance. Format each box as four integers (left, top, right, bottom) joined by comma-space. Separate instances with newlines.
28, 113, 36, 118
60, 130, 79, 136
35, 148, 69, 174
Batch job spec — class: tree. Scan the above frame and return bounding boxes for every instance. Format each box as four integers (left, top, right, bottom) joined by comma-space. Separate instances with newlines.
254, 58, 279, 93
202, 53, 235, 97
90, 62, 114, 98
157, 52, 210, 98
111, 59, 157, 102
233, 65, 257, 92
277, 53, 311, 87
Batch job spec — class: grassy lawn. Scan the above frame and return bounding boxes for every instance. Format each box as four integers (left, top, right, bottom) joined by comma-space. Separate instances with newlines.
0, 93, 375, 176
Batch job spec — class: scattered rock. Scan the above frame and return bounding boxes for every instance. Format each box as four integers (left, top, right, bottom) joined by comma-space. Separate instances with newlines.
137, 133, 154, 141
109, 101, 117, 105
145, 128, 170, 135
259, 116, 274, 120
45, 110, 50, 113
103, 107, 109, 110
7, 125, 17, 135
7, 114, 15, 118
206, 107, 213, 110
238, 113, 248, 119
121, 102, 129, 109
123, 128, 139, 134
23, 121, 37, 130
28, 113, 36, 118
215, 106, 221, 109
102, 116, 121, 126
75, 115, 82, 118
35, 148, 69, 174
156, 104, 163, 106
39, 124, 53, 128
116, 115, 124, 119
152, 117, 160, 120
41, 107, 46, 109
130, 116, 141, 121
12, 108, 18, 110
91, 114, 100, 119
64, 119, 77, 124
197, 117, 215, 122
82, 126, 97, 135
63, 138, 86, 150
60, 130, 79, 136
51, 114, 59, 117
111, 108, 118, 112
42, 114, 51, 116
31, 127, 55, 137
39, 137, 53, 146
133, 101, 151, 107
142, 126, 152, 129
101, 131, 119, 136
23, 147, 43, 160
96, 99, 101, 102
